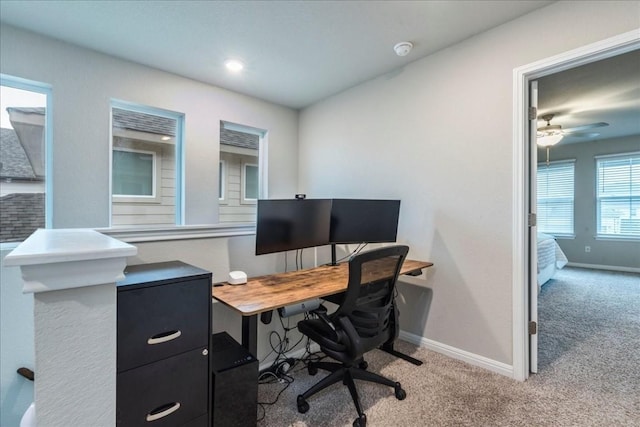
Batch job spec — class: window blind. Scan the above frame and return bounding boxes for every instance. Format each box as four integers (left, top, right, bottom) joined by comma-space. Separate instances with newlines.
537, 160, 575, 235
597, 153, 640, 238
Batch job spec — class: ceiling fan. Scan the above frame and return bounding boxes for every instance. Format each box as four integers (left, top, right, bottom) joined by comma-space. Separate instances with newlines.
537, 113, 609, 164
537, 113, 609, 146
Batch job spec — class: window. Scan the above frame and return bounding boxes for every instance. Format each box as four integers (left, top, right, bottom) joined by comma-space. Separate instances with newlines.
0, 75, 51, 244
596, 152, 640, 238
537, 160, 575, 236
111, 102, 183, 228
219, 160, 226, 201
113, 148, 156, 197
219, 121, 265, 223
243, 163, 258, 202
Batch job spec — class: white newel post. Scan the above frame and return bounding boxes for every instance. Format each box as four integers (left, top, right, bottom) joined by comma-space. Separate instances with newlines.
4, 229, 137, 427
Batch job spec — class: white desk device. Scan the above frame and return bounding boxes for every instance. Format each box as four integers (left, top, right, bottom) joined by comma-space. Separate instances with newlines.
228, 270, 247, 285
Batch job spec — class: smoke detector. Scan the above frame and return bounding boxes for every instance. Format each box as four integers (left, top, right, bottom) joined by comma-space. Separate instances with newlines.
393, 41, 413, 57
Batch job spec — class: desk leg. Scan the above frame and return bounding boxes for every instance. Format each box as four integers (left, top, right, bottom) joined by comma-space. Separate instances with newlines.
380, 341, 423, 366
242, 314, 258, 358
382, 302, 423, 366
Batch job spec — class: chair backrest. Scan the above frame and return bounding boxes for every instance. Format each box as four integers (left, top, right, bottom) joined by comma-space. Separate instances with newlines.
334, 245, 409, 356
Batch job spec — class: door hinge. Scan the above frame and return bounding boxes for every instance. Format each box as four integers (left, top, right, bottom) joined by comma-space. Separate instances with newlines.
529, 321, 537, 335
528, 106, 537, 121
528, 213, 537, 227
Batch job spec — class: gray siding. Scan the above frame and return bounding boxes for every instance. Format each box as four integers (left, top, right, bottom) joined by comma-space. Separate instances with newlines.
111, 137, 176, 227
219, 151, 257, 223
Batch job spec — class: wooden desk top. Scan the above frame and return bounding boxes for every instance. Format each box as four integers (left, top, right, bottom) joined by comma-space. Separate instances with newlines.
212, 259, 432, 316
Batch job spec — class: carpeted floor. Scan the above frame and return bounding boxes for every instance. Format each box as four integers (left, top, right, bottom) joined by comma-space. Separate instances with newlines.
257, 267, 639, 426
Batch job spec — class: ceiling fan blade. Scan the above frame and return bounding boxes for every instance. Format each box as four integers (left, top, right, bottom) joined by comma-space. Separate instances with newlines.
564, 132, 601, 138
562, 122, 609, 133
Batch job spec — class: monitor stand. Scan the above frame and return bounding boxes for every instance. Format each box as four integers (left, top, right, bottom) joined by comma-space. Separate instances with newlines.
330, 243, 339, 266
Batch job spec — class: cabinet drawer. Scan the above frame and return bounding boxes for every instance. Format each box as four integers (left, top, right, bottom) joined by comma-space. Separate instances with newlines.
117, 347, 209, 427
118, 278, 210, 372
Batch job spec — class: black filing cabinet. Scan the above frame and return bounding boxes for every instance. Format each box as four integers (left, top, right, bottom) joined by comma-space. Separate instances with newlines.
116, 261, 212, 427
211, 332, 258, 427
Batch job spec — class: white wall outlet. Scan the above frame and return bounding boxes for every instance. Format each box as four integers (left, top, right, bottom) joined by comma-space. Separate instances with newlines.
585, 246, 591, 253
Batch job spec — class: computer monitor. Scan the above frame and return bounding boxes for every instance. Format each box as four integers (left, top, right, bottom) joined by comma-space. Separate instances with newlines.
255, 199, 332, 255
329, 199, 401, 264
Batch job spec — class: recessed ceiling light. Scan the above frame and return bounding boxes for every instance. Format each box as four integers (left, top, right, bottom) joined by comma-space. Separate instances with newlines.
225, 59, 244, 72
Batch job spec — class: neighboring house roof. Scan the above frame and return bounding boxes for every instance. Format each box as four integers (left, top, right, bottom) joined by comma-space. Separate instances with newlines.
0, 127, 37, 180
112, 108, 176, 136
1, 109, 45, 242
221, 127, 259, 150
6, 106, 177, 138
0, 193, 45, 242
5, 106, 46, 178
6, 106, 45, 116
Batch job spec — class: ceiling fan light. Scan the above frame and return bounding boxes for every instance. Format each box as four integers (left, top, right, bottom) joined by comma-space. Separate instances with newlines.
537, 133, 564, 147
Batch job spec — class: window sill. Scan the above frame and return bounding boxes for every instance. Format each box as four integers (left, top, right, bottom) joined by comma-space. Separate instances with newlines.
98, 223, 255, 243
112, 197, 162, 204
2, 224, 256, 250
594, 235, 640, 243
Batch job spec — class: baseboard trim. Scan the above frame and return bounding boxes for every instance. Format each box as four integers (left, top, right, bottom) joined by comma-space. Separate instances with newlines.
399, 330, 514, 378
566, 262, 640, 274
267, 332, 515, 379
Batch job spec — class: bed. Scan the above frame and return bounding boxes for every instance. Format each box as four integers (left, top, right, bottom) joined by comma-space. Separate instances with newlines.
537, 232, 568, 288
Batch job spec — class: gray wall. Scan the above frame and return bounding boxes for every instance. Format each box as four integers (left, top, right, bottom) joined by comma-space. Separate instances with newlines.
0, 26, 300, 229
538, 135, 640, 269
0, 24, 299, 426
298, 1, 640, 364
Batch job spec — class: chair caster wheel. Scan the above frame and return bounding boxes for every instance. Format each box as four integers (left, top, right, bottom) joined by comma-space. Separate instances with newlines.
394, 383, 406, 400
307, 363, 318, 376
358, 360, 368, 370
297, 395, 309, 414
353, 414, 367, 427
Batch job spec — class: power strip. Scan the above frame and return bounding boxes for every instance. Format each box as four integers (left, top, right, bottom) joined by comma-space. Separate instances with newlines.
277, 298, 321, 318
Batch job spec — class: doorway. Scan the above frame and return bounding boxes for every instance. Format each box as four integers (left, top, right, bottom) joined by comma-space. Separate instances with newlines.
511, 30, 640, 381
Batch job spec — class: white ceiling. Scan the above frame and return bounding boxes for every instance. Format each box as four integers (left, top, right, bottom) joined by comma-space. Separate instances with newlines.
538, 49, 640, 144
0, 0, 553, 109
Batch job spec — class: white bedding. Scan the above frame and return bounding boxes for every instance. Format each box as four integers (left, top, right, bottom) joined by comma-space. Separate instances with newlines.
537, 232, 568, 287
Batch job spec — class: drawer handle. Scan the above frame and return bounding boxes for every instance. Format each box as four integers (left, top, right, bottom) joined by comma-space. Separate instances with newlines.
147, 330, 181, 345
146, 402, 181, 422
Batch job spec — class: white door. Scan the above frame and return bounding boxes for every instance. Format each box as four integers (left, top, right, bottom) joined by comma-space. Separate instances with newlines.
529, 80, 539, 373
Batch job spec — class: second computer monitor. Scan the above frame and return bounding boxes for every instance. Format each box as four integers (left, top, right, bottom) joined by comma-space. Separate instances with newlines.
330, 199, 400, 244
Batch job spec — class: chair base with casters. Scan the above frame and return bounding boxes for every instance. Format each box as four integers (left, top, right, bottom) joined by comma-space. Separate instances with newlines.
297, 358, 406, 427
296, 244, 410, 427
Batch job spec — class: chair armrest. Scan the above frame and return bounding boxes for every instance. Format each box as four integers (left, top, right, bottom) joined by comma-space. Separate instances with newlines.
311, 305, 336, 333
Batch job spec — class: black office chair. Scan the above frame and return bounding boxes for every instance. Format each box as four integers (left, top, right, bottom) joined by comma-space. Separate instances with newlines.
296, 245, 409, 427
